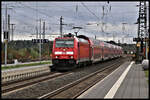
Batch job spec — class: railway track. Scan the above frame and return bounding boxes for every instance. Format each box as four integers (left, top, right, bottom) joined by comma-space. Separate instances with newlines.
2, 57, 130, 99
38, 57, 126, 99
2, 72, 70, 94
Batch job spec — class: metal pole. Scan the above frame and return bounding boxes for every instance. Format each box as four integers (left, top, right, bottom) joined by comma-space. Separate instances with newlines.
5, 4, 8, 31
12, 24, 15, 41
11, 24, 13, 41
43, 21, 45, 40
36, 26, 38, 39
148, 29, 149, 59
4, 4, 8, 65
4, 40, 7, 65
60, 16, 63, 37
135, 1, 147, 62
8, 14, 10, 41
3, 17, 5, 33
145, 38, 148, 59
39, 18, 42, 61
122, 23, 127, 44
10, 24, 15, 41
136, 3, 141, 63
144, 2, 148, 59
113, 33, 115, 41
95, 35, 96, 39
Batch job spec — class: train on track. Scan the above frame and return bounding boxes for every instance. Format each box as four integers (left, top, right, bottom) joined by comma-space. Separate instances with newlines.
52, 33, 123, 71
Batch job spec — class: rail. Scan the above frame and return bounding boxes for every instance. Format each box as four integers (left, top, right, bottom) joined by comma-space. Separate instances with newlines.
38, 59, 124, 99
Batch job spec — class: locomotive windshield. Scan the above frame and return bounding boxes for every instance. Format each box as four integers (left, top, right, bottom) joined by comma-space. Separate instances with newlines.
55, 39, 74, 47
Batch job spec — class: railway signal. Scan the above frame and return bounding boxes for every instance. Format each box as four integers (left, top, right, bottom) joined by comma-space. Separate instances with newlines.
134, 1, 148, 63
4, 31, 9, 40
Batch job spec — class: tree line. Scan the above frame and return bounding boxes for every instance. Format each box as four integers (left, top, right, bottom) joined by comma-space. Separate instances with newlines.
1, 40, 53, 64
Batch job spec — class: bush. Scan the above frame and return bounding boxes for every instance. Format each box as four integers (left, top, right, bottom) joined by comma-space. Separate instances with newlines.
1, 40, 53, 64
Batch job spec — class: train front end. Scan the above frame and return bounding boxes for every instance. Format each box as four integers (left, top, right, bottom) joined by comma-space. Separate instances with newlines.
52, 37, 77, 70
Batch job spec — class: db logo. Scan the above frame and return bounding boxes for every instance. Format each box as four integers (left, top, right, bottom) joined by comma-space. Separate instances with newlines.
63, 49, 66, 51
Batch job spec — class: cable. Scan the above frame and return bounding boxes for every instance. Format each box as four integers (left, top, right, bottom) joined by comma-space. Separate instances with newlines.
81, 2, 100, 21
13, 9, 36, 21
18, 2, 53, 18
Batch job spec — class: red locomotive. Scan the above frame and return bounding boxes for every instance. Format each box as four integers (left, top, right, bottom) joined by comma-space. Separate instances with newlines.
52, 33, 123, 70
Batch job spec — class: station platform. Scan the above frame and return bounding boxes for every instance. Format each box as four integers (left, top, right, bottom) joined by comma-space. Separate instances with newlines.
77, 61, 149, 99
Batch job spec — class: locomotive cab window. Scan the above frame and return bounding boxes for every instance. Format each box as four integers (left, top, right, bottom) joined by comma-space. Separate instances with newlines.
55, 39, 74, 47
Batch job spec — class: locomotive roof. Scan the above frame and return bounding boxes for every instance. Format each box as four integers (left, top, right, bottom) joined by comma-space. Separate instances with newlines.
54, 33, 122, 49
89, 37, 122, 49
77, 35, 89, 40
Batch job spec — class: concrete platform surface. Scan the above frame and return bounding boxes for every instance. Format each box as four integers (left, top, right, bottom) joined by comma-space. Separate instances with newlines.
77, 61, 149, 99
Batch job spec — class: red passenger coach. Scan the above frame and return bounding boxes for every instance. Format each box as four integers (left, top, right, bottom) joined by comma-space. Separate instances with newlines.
89, 38, 104, 62
52, 33, 123, 71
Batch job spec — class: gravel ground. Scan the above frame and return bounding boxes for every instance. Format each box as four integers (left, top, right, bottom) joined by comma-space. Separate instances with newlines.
2, 57, 127, 99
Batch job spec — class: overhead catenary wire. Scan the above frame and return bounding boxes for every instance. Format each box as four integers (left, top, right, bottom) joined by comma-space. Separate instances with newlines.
17, 2, 70, 28
81, 2, 101, 21
2, 2, 140, 8
2, 2, 141, 43
2, 3, 36, 28
80, 2, 103, 36
18, 2, 53, 18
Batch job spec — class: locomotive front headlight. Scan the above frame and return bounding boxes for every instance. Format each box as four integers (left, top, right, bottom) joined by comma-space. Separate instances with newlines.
70, 56, 73, 59
66, 51, 74, 55
55, 51, 62, 54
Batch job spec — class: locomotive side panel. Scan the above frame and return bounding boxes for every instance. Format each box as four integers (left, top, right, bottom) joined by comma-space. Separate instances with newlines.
77, 39, 90, 63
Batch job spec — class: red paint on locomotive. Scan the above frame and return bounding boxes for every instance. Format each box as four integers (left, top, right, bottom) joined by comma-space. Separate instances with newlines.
51, 33, 123, 70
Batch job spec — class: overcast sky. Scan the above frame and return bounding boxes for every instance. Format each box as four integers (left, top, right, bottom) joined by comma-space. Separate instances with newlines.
1, 1, 149, 44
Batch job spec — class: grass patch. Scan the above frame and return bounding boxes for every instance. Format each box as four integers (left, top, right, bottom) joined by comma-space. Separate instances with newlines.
2, 61, 51, 70
145, 70, 149, 77
144, 70, 149, 83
